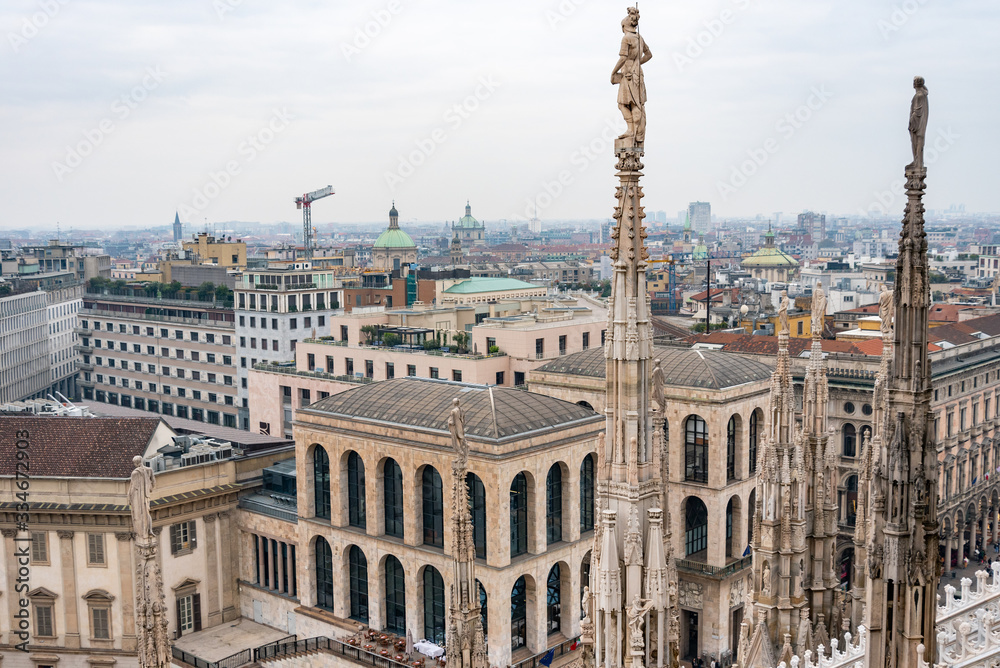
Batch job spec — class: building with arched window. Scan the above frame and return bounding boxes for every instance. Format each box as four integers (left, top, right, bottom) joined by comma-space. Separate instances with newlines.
236, 377, 600, 668
528, 345, 771, 660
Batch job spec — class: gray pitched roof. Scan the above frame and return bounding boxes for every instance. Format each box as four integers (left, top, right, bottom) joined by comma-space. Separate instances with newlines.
304, 377, 600, 440
534, 346, 772, 389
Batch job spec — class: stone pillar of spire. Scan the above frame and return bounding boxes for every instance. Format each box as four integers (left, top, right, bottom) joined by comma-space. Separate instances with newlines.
863, 76, 939, 668
445, 399, 487, 668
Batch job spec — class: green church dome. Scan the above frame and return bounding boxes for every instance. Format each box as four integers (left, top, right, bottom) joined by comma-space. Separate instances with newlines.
373, 228, 415, 249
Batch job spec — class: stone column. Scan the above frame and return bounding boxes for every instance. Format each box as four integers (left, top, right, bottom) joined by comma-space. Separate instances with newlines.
532, 472, 546, 554
566, 465, 582, 544
943, 538, 952, 575
115, 532, 138, 651
404, 472, 420, 548
982, 509, 989, 553
367, 554, 385, 631
970, 520, 977, 561
530, 570, 547, 655
58, 530, 81, 648
568, 554, 582, 639
2, 529, 18, 646
993, 507, 999, 547
218, 511, 238, 621
489, 589, 512, 668
203, 514, 222, 626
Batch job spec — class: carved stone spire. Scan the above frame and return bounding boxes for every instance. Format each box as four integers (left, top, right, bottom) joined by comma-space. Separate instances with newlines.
446, 402, 487, 668
584, 11, 678, 668
864, 75, 939, 668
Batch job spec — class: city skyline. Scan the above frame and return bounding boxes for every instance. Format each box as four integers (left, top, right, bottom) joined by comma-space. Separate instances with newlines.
1, 0, 998, 231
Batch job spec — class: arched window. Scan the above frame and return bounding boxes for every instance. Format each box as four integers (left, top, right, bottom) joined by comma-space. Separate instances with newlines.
580, 454, 595, 533
313, 446, 330, 520
685, 497, 708, 558
423, 566, 446, 645
510, 473, 528, 557
384, 556, 406, 635
749, 410, 760, 474
546, 465, 563, 544
511, 576, 527, 650
748, 489, 756, 545
845, 475, 858, 527
422, 467, 444, 547
727, 416, 737, 481
384, 458, 404, 538
315, 537, 334, 611
477, 580, 488, 637
726, 497, 739, 559
546, 564, 561, 634
348, 546, 368, 622
467, 472, 487, 559
348, 452, 366, 529
685, 416, 708, 484
843, 424, 857, 458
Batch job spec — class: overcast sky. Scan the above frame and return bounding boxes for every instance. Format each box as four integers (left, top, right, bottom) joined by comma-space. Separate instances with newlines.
2, 0, 998, 232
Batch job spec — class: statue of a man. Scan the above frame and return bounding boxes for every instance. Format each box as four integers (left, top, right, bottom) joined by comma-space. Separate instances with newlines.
627, 595, 654, 647
879, 283, 894, 336
811, 282, 826, 335
448, 398, 468, 468
777, 290, 790, 335
907, 76, 929, 171
581, 586, 591, 620
651, 358, 665, 411
128, 455, 155, 541
611, 7, 652, 144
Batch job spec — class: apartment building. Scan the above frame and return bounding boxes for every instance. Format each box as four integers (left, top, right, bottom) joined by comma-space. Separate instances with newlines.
20, 240, 111, 281
0, 288, 50, 403
47, 283, 83, 399
234, 266, 345, 429
77, 293, 239, 427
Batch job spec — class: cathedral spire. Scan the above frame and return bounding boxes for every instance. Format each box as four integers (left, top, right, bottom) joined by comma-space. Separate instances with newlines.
864, 75, 939, 668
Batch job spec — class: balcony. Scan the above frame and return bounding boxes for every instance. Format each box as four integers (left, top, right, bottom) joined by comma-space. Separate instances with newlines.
675, 555, 752, 579
238, 495, 298, 523
253, 363, 373, 385
74, 344, 93, 354
77, 361, 93, 372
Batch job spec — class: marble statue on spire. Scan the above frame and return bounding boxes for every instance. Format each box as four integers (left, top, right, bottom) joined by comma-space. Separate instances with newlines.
128, 456, 171, 668
907, 76, 929, 171
611, 7, 652, 145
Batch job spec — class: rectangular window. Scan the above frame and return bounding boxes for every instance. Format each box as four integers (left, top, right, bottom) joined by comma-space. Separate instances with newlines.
535, 338, 544, 359
558, 335, 567, 355
496, 371, 505, 385
430, 367, 439, 379
300, 389, 311, 406
31, 532, 48, 563
452, 369, 462, 382
307, 353, 315, 369
91, 607, 111, 639
365, 360, 374, 378
290, 318, 297, 330
178, 595, 195, 633
346, 358, 354, 376
35, 604, 54, 637
407, 364, 416, 377
582, 332, 589, 350
170, 521, 197, 554
87, 533, 106, 565
341, 325, 349, 342
386, 362, 395, 379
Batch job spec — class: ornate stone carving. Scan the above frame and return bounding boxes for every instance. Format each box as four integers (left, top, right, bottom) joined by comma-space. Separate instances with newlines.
678, 581, 703, 609
57, 530, 75, 540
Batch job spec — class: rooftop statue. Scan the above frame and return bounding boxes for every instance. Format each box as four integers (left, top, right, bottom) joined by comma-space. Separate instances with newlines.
611, 7, 652, 144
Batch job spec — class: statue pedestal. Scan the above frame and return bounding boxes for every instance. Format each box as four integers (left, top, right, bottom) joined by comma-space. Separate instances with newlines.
615, 137, 644, 153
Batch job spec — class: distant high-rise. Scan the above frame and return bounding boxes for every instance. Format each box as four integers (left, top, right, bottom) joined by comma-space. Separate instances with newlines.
688, 201, 711, 233
797, 210, 826, 240
173, 212, 183, 242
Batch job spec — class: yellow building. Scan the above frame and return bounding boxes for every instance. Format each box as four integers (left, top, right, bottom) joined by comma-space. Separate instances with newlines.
740, 311, 814, 337
836, 315, 884, 341
182, 233, 247, 268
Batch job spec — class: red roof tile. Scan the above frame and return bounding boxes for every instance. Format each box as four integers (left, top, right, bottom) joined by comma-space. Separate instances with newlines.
0, 416, 165, 479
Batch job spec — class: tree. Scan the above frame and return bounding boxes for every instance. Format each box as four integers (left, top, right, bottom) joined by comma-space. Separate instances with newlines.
360, 325, 377, 345
161, 281, 182, 297
453, 331, 470, 354
382, 333, 401, 348
215, 284, 233, 302
0, 284, 11, 297
197, 282, 216, 300
599, 279, 612, 298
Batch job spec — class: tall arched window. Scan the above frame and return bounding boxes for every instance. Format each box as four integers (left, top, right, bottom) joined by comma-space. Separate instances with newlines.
467, 472, 487, 559
685, 497, 708, 558
580, 454, 595, 532
315, 537, 334, 611
845, 475, 859, 527
749, 410, 760, 474
511, 576, 527, 650
546, 564, 561, 634
748, 489, 756, 545
727, 416, 737, 481
422, 467, 444, 547
384, 556, 406, 634
348, 452, 366, 529
423, 566, 446, 645
313, 446, 330, 520
478, 580, 488, 637
685, 416, 708, 484
510, 473, 528, 557
348, 546, 368, 622
726, 498, 736, 558
384, 458, 404, 538
546, 465, 563, 544
843, 424, 857, 458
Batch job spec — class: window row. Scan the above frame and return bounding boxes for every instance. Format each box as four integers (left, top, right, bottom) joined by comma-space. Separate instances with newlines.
83, 389, 238, 426
315, 539, 571, 652
687, 409, 763, 485
251, 534, 298, 597
80, 321, 229, 344
312, 448, 596, 559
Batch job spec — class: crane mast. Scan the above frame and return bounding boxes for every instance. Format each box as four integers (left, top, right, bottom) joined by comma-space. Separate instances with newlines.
294, 185, 334, 262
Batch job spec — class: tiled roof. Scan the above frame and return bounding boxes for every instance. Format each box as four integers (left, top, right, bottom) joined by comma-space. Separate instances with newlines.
534, 345, 772, 389
305, 377, 600, 440
0, 416, 164, 479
